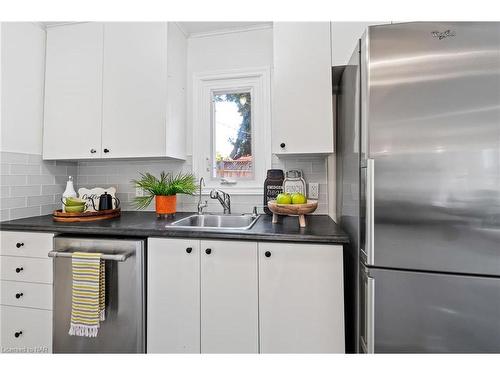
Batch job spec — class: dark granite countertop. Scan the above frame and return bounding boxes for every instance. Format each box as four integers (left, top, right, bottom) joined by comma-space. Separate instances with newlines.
0, 211, 349, 245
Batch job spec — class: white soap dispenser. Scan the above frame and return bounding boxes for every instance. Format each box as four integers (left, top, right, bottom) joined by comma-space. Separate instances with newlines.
62, 176, 77, 212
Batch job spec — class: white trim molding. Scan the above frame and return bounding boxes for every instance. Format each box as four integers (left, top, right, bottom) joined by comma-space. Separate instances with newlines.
188, 23, 273, 39
192, 67, 272, 195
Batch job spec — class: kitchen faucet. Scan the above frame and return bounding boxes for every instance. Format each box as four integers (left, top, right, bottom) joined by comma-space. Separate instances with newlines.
210, 189, 231, 214
197, 177, 208, 214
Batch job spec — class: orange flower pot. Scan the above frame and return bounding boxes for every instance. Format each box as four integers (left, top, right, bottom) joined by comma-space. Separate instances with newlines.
155, 195, 177, 216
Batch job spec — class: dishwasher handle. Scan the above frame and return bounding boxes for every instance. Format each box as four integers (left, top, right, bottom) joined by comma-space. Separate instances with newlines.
48, 250, 131, 262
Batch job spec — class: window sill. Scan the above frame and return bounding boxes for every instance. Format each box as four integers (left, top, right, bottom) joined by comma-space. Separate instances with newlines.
201, 187, 263, 195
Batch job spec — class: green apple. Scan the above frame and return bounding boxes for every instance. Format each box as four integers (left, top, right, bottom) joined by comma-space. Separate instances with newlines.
276, 193, 292, 205
291, 193, 307, 204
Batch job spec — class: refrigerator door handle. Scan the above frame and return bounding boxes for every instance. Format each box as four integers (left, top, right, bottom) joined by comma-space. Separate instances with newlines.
366, 275, 375, 353
366, 158, 375, 265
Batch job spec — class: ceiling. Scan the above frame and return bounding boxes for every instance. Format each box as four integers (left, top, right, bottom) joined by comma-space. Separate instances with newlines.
172, 22, 272, 35
41, 22, 272, 36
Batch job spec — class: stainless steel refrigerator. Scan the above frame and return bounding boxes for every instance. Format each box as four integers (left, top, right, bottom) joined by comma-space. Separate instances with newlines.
336, 22, 500, 353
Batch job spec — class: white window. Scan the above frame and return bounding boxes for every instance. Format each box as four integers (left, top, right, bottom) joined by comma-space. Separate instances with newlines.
193, 68, 271, 194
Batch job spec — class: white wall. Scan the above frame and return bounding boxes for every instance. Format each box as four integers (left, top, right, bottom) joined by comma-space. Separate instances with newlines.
186, 27, 273, 155
1, 22, 46, 154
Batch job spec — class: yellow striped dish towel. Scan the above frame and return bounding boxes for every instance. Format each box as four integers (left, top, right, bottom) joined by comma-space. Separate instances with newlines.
68, 252, 106, 337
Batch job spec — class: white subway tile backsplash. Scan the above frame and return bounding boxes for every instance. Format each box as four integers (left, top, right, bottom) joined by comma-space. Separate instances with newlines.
75, 154, 330, 214
28, 174, 55, 185
0, 151, 330, 220
27, 195, 56, 206
41, 184, 63, 195
10, 206, 41, 220
0, 152, 78, 221
41, 203, 60, 215
0, 209, 10, 221
0, 152, 28, 164
1, 197, 27, 209
1, 175, 27, 186
10, 164, 41, 175
0, 164, 10, 175
10, 185, 41, 197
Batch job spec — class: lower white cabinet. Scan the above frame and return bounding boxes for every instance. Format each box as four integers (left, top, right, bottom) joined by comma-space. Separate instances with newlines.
147, 237, 344, 353
0, 305, 52, 353
0, 231, 54, 353
258, 242, 345, 353
200, 240, 258, 353
147, 238, 200, 353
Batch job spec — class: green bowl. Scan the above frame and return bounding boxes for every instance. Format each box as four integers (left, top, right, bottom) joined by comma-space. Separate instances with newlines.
64, 197, 86, 206
65, 205, 86, 213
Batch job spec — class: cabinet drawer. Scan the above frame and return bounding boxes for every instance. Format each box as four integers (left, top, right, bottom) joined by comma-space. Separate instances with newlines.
1, 231, 54, 258
0, 256, 53, 284
0, 305, 52, 353
1, 281, 52, 310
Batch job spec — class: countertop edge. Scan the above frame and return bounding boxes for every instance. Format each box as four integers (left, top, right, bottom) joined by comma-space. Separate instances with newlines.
0, 224, 349, 245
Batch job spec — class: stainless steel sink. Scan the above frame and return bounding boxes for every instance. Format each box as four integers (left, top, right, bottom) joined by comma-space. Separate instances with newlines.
168, 214, 260, 230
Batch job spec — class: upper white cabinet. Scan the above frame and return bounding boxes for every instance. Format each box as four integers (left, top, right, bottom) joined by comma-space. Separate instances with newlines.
259, 242, 345, 353
43, 22, 186, 160
43, 23, 104, 160
272, 22, 333, 155
331, 22, 390, 66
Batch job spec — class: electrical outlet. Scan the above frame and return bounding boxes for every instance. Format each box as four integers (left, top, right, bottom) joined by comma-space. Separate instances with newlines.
308, 183, 319, 199
135, 188, 144, 197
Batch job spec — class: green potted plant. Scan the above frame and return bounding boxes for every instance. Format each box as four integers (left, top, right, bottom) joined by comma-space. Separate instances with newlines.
131, 171, 197, 217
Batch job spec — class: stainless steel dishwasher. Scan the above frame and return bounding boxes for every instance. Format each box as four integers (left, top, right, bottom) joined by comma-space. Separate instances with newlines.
50, 236, 145, 353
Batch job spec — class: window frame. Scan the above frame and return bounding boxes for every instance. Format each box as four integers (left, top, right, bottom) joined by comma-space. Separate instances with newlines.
192, 67, 271, 195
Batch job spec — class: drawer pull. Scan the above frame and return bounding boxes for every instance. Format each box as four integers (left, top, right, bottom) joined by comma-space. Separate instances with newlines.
15, 267, 24, 273
205, 248, 212, 255
265, 251, 272, 258
14, 331, 23, 338
15, 293, 24, 299
186, 247, 192, 254
16, 242, 24, 248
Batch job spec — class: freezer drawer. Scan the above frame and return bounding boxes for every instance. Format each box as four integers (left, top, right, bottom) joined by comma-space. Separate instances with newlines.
362, 266, 500, 353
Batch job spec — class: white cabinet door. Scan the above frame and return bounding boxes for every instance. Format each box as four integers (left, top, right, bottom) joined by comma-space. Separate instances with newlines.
272, 22, 333, 155
200, 240, 258, 353
259, 242, 345, 353
102, 23, 168, 158
147, 238, 200, 353
43, 23, 103, 160
0, 305, 52, 353
331, 22, 390, 66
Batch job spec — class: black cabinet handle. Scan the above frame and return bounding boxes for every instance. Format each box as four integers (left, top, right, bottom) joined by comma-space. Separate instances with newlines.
15, 267, 23, 273
16, 242, 24, 248
90, 148, 97, 154
265, 251, 271, 258
205, 248, 212, 255
103, 148, 110, 153
186, 247, 192, 254
14, 331, 23, 338
15, 293, 23, 299
280, 143, 286, 149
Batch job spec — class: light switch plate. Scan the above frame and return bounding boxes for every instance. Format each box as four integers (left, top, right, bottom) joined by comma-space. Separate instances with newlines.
308, 183, 319, 199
